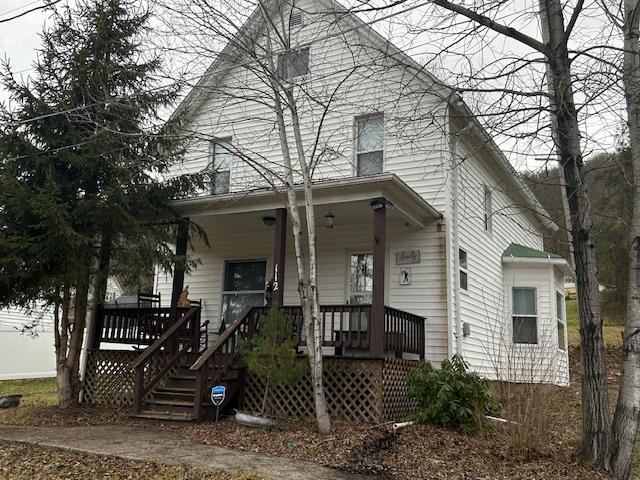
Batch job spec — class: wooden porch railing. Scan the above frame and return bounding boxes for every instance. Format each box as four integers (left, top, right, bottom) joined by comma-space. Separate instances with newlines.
131, 306, 201, 414
189, 304, 425, 419
92, 306, 194, 348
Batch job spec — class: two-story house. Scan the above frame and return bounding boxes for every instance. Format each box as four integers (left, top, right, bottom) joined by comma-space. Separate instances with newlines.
84, 0, 571, 422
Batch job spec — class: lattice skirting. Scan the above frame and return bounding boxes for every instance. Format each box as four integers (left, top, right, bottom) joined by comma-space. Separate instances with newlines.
83, 350, 137, 408
243, 357, 419, 423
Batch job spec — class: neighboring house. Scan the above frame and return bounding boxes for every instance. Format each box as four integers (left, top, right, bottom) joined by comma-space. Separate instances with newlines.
84, 0, 571, 422
149, 0, 571, 386
0, 306, 56, 380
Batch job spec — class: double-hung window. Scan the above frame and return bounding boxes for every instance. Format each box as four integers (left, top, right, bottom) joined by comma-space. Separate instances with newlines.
512, 287, 538, 344
212, 139, 232, 194
278, 47, 309, 79
458, 248, 468, 291
355, 115, 384, 176
483, 186, 493, 233
220, 260, 267, 324
556, 291, 566, 350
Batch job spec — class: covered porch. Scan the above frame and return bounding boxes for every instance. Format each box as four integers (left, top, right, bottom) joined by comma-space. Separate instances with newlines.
84, 174, 444, 421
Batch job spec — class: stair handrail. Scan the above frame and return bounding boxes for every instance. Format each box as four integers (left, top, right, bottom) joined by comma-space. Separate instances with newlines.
190, 306, 256, 419
132, 306, 200, 413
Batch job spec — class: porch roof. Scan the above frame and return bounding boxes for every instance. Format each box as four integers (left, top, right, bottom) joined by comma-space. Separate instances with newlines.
172, 174, 443, 228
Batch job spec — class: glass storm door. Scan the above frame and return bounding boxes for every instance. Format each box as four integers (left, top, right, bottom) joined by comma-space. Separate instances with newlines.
220, 259, 267, 324
348, 253, 373, 331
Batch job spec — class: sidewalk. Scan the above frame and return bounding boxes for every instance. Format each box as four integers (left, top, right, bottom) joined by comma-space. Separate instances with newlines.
0, 425, 368, 480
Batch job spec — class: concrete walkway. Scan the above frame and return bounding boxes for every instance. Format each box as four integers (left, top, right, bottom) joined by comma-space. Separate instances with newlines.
0, 425, 368, 480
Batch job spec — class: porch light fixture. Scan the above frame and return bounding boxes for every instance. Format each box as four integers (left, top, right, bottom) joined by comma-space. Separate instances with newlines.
370, 197, 393, 210
324, 211, 335, 228
262, 216, 276, 226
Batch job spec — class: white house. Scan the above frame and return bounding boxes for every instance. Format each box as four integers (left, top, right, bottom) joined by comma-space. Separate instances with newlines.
149, 0, 571, 386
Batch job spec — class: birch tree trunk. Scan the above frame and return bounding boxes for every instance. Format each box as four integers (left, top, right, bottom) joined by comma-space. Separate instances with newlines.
259, 5, 331, 432
608, 1, 640, 476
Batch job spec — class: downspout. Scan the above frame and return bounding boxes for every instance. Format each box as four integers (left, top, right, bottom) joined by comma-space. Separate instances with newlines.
448, 101, 466, 356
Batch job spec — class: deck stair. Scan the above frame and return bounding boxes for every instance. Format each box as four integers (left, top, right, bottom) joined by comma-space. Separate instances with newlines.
131, 353, 245, 422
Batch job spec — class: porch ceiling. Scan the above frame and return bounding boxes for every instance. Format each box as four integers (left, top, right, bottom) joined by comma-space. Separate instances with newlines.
172, 174, 443, 230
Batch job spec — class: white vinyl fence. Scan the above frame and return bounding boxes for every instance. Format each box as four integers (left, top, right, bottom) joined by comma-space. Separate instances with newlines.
0, 307, 56, 380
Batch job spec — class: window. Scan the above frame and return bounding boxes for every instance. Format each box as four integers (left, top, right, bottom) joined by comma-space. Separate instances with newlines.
289, 10, 303, 28
212, 139, 232, 194
220, 260, 267, 324
556, 291, 566, 350
355, 115, 384, 176
512, 287, 538, 344
483, 186, 493, 232
458, 248, 468, 291
277, 47, 309, 79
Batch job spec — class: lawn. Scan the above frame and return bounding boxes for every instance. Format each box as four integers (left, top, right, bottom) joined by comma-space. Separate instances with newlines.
565, 298, 624, 348
0, 377, 57, 407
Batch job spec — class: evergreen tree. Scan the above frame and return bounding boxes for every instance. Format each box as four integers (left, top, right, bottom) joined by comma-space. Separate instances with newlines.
0, 0, 206, 407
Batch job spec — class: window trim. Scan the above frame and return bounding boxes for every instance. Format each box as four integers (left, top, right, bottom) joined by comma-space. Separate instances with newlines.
511, 286, 539, 345
483, 185, 493, 233
458, 248, 468, 292
556, 289, 567, 351
211, 138, 232, 194
219, 258, 268, 324
354, 113, 384, 176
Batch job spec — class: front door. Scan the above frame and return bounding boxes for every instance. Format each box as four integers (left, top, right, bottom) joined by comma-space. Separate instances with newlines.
348, 253, 373, 331
220, 259, 267, 324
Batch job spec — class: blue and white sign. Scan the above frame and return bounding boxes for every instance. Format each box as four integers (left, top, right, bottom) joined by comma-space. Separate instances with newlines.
211, 385, 226, 407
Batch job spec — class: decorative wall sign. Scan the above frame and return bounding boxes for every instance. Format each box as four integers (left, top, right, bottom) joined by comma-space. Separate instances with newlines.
399, 268, 412, 285
396, 250, 421, 265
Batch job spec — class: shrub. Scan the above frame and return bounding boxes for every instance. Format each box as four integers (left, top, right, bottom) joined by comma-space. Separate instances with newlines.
407, 354, 499, 434
238, 307, 308, 416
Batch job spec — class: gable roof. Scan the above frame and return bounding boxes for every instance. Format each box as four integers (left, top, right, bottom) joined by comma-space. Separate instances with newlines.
169, 0, 556, 232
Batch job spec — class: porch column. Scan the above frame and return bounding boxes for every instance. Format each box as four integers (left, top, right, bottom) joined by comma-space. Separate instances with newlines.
272, 208, 287, 306
370, 197, 387, 358
170, 218, 189, 310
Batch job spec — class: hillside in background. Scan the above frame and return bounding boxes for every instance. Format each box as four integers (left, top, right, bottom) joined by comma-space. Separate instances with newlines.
522, 151, 632, 315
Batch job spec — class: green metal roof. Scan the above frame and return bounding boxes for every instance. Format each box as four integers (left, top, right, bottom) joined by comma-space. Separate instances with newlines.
502, 243, 564, 259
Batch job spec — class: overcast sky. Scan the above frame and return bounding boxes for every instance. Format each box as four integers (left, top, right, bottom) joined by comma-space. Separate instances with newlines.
0, 0, 622, 172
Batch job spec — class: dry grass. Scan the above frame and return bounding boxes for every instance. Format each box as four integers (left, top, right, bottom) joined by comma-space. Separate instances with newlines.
0, 377, 57, 407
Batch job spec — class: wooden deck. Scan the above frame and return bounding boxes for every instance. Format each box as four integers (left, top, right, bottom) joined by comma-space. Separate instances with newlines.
86, 304, 425, 422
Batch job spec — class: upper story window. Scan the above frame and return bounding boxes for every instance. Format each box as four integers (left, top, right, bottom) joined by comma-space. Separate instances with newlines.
458, 248, 468, 291
278, 47, 309, 79
483, 186, 493, 233
556, 290, 566, 350
512, 287, 538, 344
289, 10, 303, 29
356, 114, 384, 176
212, 139, 232, 194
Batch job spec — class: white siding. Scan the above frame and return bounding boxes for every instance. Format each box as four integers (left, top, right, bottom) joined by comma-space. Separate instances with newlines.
449, 137, 548, 378
156, 218, 448, 364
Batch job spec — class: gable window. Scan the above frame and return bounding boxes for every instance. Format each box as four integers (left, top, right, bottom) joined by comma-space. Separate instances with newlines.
483, 186, 493, 232
556, 291, 566, 350
289, 10, 303, 29
278, 47, 309, 79
458, 248, 468, 291
220, 260, 267, 324
356, 114, 384, 176
512, 287, 538, 344
212, 139, 232, 194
